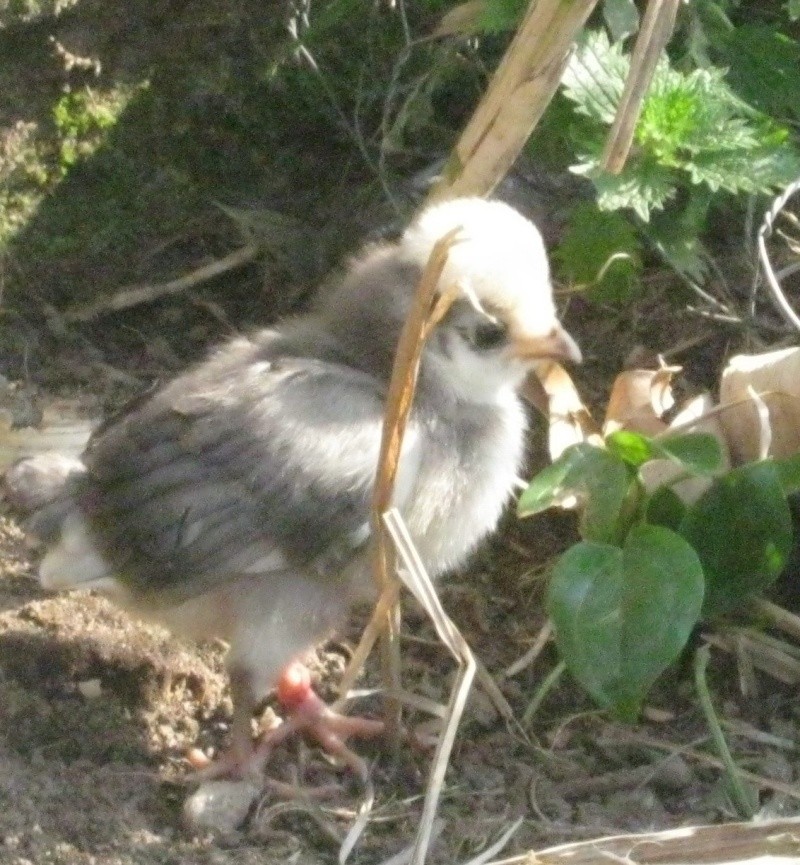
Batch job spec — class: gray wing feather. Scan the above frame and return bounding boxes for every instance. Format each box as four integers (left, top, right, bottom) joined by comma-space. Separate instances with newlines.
78, 334, 417, 603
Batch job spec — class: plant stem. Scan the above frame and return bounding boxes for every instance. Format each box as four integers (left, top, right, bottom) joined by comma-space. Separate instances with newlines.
523, 659, 566, 728
693, 644, 757, 819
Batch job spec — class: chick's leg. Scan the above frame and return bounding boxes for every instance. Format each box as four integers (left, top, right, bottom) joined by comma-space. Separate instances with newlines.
188, 665, 262, 780
189, 660, 385, 782
253, 660, 385, 782
189, 571, 388, 781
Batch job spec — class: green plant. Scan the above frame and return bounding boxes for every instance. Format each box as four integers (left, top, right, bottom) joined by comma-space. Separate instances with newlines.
518, 431, 800, 718
555, 26, 800, 283
52, 86, 131, 177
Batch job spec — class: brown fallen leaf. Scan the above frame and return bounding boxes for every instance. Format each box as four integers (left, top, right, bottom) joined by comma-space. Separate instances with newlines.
529, 360, 600, 460
603, 363, 680, 436
719, 347, 800, 463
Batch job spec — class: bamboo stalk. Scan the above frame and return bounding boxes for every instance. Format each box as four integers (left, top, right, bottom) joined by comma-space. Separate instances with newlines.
428, 0, 600, 203
601, 0, 681, 174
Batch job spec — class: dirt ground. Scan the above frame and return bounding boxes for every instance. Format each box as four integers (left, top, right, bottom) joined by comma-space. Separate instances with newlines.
2, 481, 800, 865
1, 3, 800, 864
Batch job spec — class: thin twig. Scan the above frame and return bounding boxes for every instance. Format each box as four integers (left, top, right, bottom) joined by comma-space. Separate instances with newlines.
754, 597, 800, 641
601, 729, 800, 801
487, 815, 800, 865
62, 243, 260, 322
384, 508, 477, 865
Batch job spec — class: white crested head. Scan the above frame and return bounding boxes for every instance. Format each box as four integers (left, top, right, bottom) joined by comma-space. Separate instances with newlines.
400, 197, 580, 402
314, 196, 579, 402
401, 197, 557, 340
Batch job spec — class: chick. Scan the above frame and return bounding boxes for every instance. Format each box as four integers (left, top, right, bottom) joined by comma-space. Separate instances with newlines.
28, 197, 580, 777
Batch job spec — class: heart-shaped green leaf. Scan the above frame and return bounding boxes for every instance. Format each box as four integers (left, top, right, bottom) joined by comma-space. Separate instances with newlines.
646, 486, 687, 531
655, 432, 725, 474
606, 430, 724, 474
547, 525, 704, 718
680, 461, 793, 616
518, 443, 632, 543
773, 453, 800, 496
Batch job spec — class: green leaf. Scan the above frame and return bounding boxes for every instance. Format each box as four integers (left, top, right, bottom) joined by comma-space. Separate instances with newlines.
554, 203, 642, 302
790, 0, 800, 22
479, 0, 527, 33
656, 433, 726, 474
680, 462, 794, 616
688, 144, 800, 194
773, 453, 800, 495
605, 430, 654, 467
564, 31, 800, 213
518, 444, 632, 543
646, 194, 712, 280
562, 30, 628, 125
573, 155, 677, 221
646, 487, 687, 532
547, 525, 704, 717
605, 430, 725, 475
717, 26, 800, 121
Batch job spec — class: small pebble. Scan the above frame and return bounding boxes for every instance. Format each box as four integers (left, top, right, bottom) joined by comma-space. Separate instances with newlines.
650, 755, 694, 791
76, 679, 102, 699
183, 780, 261, 834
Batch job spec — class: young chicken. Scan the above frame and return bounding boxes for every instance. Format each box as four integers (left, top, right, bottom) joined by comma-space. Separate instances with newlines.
28, 197, 580, 777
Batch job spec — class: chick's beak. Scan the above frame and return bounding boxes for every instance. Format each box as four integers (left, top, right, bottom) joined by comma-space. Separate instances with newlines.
511, 323, 582, 364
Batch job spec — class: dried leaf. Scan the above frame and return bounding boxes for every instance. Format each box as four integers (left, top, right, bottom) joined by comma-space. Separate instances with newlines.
603, 364, 680, 436
432, 0, 485, 37
531, 360, 600, 460
719, 347, 800, 463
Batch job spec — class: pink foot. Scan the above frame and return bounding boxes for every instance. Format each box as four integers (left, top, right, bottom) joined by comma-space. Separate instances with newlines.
187, 661, 385, 783
254, 661, 385, 782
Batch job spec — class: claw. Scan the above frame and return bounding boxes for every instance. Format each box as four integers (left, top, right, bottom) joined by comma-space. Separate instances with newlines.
186, 660, 385, 783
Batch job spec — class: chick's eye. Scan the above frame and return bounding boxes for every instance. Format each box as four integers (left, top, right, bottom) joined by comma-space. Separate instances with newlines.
471, 320, 508, 350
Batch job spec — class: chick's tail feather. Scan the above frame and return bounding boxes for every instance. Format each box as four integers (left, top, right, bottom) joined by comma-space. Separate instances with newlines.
4, 451, 85, 527
2, 454, 111, 592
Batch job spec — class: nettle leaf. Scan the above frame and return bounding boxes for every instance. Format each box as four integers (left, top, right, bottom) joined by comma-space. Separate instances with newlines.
606, 430, 724, 474
573, 154, 677, 221
688, 144, 800, 194
680, 462, 794, 616
562, 30, 628, 125
638, 68, 756, 163
564, 31, 800, 210
547, 525, 704, 718
518, 443, 632, 543
554, 203, 642, 302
